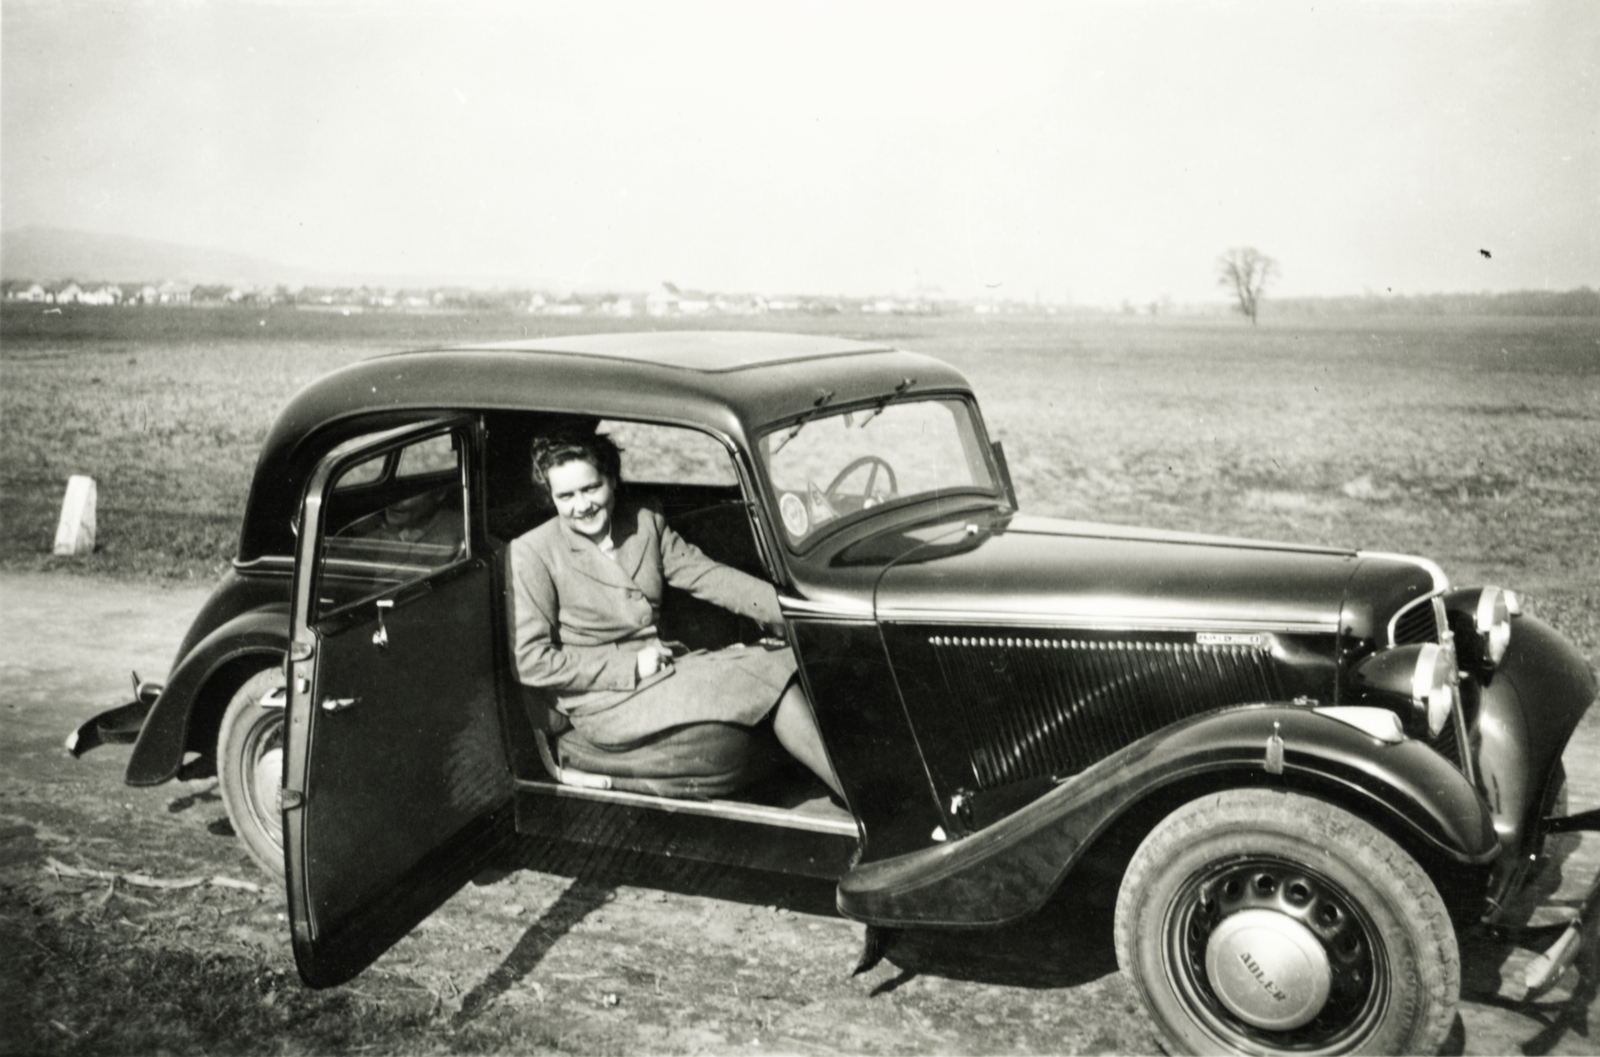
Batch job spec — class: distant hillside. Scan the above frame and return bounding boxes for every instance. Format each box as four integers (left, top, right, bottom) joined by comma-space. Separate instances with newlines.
1267, 287, 1600, 318
0, 226, 555, 291
0, 226, 329, 286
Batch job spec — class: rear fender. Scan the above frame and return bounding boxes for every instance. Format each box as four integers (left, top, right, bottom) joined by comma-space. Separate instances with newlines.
837, 705, 1496, 928
125, 605, 291, 786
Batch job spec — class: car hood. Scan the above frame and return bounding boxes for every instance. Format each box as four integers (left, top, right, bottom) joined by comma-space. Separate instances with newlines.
872, 512, 1366, 634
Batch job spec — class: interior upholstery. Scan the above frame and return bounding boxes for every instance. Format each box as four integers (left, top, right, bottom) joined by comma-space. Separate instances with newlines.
555, 719, 784, 799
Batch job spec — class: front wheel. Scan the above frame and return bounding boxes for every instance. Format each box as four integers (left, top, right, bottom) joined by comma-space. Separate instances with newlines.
217, 663, 288, 880
1114, 789, 1458, 1055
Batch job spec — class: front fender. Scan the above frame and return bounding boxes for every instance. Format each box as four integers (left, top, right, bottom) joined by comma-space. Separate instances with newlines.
836, 705, 1496, 928
1474, 613, 1598, 910
125, 605, 291, 786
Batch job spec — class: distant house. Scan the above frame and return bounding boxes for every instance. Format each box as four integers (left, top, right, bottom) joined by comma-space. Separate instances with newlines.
52, 281, 84, 304
158, 281, 194, 304
3, 281, 49, 302
78, 283, 123, 306
645, 286, 679, 317
712, 294, 766, 316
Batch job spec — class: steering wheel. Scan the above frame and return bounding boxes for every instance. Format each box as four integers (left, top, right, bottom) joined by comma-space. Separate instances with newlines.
824, 455, 898, 504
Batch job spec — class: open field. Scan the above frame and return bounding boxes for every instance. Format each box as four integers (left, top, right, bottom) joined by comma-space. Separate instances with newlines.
2, 305, 1599, 1054
4, 304, 1598, 655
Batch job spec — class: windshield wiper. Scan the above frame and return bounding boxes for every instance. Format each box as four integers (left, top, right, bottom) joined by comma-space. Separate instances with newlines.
854, 377, 916, 429
770, 389, 835, 454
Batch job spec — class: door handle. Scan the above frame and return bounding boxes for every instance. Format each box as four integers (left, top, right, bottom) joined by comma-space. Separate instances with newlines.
372, 598, 394, 649
320, 696, 358, 713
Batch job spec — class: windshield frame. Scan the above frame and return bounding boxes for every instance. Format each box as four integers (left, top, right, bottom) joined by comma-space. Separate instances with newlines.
752, 390, 1005, 555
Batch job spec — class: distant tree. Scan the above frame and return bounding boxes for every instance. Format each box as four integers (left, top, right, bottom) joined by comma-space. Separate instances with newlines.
1216, 247, 1279, 325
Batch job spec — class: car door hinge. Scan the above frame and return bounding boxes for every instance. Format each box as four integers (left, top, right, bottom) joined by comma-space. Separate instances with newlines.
278, 788, 305, 811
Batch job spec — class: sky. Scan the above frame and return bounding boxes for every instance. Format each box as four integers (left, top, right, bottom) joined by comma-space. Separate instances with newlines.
3, 0, 1597, 304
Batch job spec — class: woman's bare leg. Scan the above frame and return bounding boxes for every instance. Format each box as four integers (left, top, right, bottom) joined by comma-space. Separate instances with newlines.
773, 682, 843, 800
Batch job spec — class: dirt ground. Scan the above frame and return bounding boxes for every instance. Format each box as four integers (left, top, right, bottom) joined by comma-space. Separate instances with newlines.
2, 570, 1598, 1055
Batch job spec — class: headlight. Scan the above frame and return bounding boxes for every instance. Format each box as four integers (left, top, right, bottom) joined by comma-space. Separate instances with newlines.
1476, 586, 1512, 667
1410, 642, 1458, 738
1349, 640, 1459, 739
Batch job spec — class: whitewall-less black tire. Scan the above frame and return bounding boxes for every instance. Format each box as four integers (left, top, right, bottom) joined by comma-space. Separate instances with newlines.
1114, 789, 1458, 1055
217, 663, 288, 881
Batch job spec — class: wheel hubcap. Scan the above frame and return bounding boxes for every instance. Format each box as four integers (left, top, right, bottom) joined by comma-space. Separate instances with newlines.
246, 710, 285, 848
1206, 909, 1330, 1029
1168, 857, 1386, 1051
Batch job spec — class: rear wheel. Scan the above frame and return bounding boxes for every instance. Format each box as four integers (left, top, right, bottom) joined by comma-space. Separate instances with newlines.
1114, 789, 1458, 1055
217, 663, 287, 880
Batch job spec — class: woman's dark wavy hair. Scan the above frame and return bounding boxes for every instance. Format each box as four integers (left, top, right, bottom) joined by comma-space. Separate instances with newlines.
529, 429, 624, 493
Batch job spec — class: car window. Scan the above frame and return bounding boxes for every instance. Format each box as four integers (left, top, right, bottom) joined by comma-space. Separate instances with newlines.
599, 420, 737, 486
314, 430, 468, 621
395, 434, 458, 477
333, 452, 387, 489
760, 397, 995, 547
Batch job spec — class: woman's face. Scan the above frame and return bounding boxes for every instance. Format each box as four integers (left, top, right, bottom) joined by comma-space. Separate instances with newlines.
546, 457, 615, 541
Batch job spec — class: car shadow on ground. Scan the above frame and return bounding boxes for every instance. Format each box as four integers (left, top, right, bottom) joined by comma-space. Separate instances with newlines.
1441, 827, 1600, 1056
452, 833, 1125, 1025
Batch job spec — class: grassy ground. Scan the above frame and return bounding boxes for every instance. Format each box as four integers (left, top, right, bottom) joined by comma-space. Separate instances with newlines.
4, 303, 1597, 654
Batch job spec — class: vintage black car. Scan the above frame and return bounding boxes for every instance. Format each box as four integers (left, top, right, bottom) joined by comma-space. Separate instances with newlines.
71, 330, 1598, 1054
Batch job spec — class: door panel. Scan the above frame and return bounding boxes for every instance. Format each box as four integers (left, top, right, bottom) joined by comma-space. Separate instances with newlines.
283, 418, 514, 988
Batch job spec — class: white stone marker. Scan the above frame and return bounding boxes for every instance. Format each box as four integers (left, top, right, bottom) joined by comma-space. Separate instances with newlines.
53, 475, 97, 556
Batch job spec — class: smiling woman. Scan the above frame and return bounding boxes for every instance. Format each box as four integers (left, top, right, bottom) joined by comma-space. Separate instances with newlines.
511, 427, 843, 798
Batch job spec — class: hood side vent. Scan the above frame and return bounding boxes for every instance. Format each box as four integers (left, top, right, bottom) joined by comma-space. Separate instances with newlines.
929, 637, 1284, 790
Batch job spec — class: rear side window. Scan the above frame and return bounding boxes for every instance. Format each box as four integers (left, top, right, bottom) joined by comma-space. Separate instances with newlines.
333, 453, 387, 489
314, 430, 469, 621
598, 420, 737, 486
395, 434, 458, 477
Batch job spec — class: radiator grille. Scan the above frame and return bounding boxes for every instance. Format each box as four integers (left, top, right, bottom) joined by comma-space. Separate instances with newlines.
1430, 705, 1464, 769
1391, 596, 1446, 646
928, 636, 1284, 789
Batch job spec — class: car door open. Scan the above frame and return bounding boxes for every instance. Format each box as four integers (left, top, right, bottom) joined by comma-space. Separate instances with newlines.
282, 416, 514, 988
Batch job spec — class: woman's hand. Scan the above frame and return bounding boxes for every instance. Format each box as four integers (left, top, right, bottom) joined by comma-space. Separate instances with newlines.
636, 642, 670, 678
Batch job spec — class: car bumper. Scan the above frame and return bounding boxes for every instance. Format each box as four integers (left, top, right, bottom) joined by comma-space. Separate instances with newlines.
64, 680, 162, 757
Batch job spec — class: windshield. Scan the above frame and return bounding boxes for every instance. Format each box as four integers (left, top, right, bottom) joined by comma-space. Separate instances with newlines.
759, 396, 997, 547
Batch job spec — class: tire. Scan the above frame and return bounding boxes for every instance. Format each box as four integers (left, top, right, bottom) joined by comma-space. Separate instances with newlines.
217, 663, 288, 881
1114, 789, 1458, 1056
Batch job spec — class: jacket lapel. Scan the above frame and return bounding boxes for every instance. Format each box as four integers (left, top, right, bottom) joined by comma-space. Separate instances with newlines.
611, 504, 652, 585
559, 504, 649, 591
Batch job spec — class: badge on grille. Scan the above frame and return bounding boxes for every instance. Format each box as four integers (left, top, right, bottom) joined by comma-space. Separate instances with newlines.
1197, 632, 1269, 647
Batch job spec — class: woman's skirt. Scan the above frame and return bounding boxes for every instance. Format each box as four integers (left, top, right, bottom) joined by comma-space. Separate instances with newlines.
565, 641, 797, 750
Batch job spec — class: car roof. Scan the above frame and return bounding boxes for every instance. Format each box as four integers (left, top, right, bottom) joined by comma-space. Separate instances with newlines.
447, 330, 895, 372
237, 331, 976, 562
